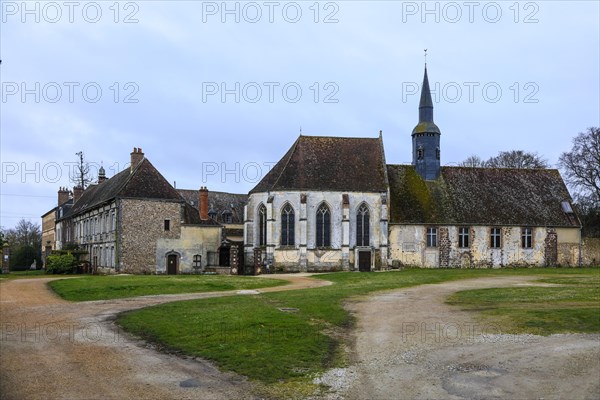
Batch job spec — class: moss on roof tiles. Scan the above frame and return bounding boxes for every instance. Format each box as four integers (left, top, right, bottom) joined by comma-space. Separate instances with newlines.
388, 165, 578, 227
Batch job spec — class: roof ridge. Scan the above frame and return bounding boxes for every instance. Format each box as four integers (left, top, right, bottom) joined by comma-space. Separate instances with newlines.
301, 134, 380, 140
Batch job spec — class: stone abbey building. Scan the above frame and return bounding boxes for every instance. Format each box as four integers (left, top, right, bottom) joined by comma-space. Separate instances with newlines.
244, 65, 581, 272
44, 65, 582, 273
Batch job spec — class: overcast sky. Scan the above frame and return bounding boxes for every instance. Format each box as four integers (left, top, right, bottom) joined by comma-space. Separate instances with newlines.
1, 0, 599, 229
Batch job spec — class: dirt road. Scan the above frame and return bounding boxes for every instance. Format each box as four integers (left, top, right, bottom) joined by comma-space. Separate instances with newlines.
0, 274, 328, 400
2, 275, 599, 400
332, 276, 600, 400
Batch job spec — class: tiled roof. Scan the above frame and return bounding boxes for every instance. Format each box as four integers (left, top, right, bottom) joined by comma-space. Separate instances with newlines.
178, 190, 247, 224
387, 165, 579, 227
69, 159, 183, 216
182, 202, 221, 226
250, 135, 388, 193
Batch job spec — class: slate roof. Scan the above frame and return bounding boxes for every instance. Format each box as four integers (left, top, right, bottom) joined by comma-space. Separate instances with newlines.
178, 189, 247, 224
61, 158, 218, 225
68, 159, 182, 216
387, 165, 579, 227
250, 135, 388, 193
182, 202, 221, 226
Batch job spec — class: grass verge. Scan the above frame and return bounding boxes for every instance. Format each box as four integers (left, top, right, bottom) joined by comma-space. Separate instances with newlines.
446, 273, 600, 335
0, 270, 46, 280
116, 267, 599, 395
48, 275, 287, 301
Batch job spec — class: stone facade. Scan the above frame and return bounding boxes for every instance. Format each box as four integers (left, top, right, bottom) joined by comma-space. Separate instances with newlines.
52, 149, 225, 274
41, 209, 56, 267
245, 190, 388, 272
70, 201, 118, 272
155, 225, 222, 274
389, 225, 581, 268
119, 198, 182, 273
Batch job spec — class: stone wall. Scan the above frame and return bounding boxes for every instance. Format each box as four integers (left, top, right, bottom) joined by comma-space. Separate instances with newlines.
155, 225, 221, 273
583, 237, 600, 265
389, 225, 580, 268
119, 198, 182, 273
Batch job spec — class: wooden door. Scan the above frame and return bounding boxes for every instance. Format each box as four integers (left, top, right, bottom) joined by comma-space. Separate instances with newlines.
358, 251, 371, 272
167, 254, 178, 274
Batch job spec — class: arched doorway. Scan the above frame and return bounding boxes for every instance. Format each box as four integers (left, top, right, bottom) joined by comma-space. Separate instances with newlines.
167, 253, 179, 275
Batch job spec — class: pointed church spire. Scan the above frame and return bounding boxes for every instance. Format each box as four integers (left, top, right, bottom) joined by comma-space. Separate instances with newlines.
411, 60, 441, 181
418, 65, 434, 123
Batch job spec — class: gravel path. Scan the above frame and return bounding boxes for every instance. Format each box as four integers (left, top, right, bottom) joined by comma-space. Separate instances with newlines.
322, 276, 600, 400
0, 274, 329, 400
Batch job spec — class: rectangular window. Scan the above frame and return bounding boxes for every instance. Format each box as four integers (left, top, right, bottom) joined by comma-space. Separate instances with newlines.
522, 227, 533, 248
426, 227, 437, 247
458, 227, 470, 248
490, 228, 502, 248
164, 219, 170, 231
193, 254, 202, 269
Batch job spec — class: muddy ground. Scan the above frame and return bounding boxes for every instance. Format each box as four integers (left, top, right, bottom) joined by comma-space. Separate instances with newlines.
1, 275, 598, 399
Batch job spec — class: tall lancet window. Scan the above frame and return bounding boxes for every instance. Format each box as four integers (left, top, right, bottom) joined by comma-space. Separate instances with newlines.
280, 204, 295, 246
316, 203, 331, 247
258, 204, 267, 247
356, 204, 370, 247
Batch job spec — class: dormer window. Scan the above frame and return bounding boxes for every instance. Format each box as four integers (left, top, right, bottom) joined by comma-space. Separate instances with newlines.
222, 210, 232, 224
208, 208, 217, 220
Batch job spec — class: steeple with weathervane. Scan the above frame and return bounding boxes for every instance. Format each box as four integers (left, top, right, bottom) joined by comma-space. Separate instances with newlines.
412, 50, 441, 180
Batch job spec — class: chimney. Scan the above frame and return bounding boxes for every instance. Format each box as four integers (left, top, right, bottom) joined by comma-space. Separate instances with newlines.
98, 165, 107, 183
199, 186, 209, 220
58, 187, 69, 206
73, 186, 84, 203
130, 147, 144, 171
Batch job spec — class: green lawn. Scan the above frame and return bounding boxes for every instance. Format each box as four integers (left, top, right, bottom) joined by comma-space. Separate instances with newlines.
447, 273, 600, 335
116, 267, 599, 395
48, 275, 287, 301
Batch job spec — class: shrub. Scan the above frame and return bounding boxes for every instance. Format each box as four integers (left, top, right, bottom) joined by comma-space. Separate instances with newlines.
46, 253, 76, 274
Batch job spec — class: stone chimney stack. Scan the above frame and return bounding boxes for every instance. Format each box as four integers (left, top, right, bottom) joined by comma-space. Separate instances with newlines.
58, 187, 69, 206
73, 186, 84, 203
199, 186, 209, 220
130, 147, 144, 172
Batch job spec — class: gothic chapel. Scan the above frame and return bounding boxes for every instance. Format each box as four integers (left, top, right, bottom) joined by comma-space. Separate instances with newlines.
243, 65, 581, 271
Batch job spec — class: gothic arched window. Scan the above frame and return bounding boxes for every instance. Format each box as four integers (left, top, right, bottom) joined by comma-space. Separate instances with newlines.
417, 145, 424, 160
258, 204, 267, 246
280, 204, 295, 246
436, 147, 440, 160
316, 203, 331, 247
356, 204, 370, 247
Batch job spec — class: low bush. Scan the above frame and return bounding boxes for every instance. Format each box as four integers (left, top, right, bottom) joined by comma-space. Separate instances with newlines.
46, 253, 76, 274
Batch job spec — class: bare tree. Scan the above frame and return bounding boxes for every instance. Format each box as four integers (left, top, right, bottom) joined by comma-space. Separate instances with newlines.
5, 219, 42, 248
3, 219, 42, 269
70, 151, 92, 189
486, 150, 549, 169
558, 127, 600, 202
459, 155, 488, 168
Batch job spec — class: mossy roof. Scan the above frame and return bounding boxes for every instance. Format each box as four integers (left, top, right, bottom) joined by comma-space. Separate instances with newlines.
250, 135, 388, 193
387, 165, 579, 227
